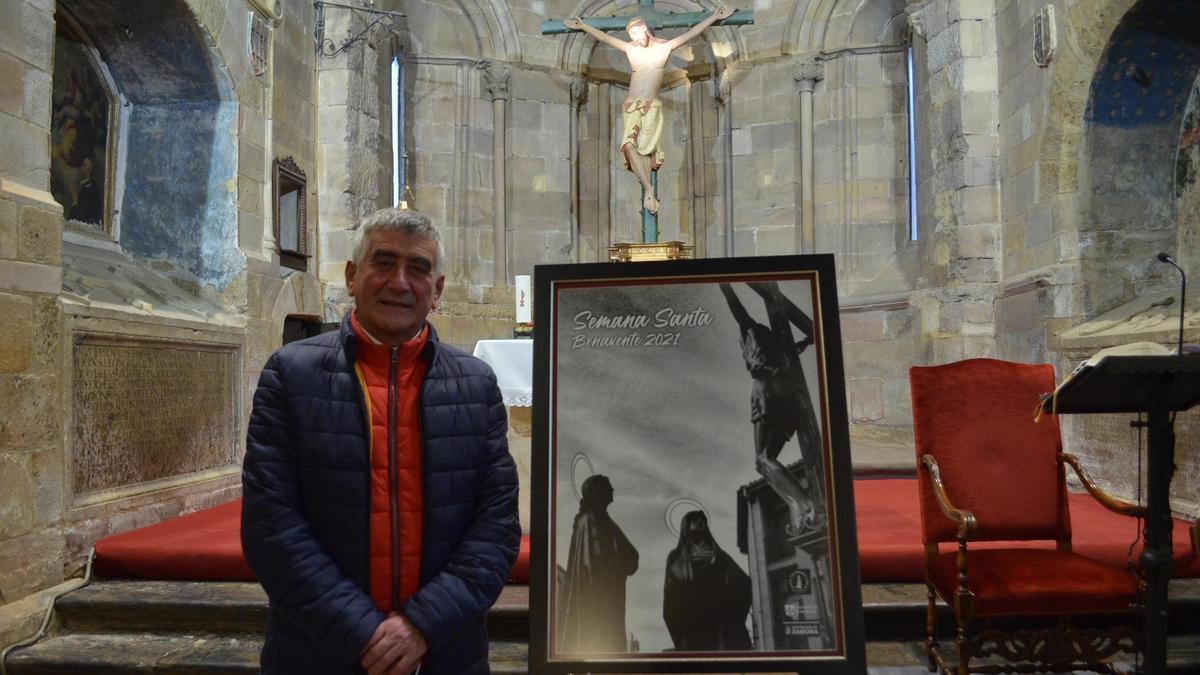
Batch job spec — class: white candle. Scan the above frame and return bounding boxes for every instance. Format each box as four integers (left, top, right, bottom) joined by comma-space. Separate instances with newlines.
515, 275, 532, 323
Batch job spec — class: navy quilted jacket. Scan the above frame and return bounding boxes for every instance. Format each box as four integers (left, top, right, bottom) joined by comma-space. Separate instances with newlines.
241, 318, 520, 674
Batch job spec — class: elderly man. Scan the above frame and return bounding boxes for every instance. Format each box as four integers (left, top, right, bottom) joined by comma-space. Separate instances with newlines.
242, 208, 520, 674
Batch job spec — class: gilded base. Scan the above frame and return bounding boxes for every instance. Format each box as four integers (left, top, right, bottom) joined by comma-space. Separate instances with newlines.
607, 241, 694, 262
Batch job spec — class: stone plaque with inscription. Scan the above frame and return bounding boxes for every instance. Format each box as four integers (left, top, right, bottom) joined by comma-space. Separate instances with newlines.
72, 339, 238, 495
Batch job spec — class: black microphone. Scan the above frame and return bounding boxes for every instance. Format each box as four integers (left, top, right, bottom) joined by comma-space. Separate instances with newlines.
1156, 252, 1186, 355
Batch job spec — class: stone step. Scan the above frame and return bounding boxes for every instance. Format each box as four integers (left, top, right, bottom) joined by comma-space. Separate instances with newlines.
11, 632, 1198, 675
56, 581, 267, 635
865, 635, 1200, 673
4, 633, 530, 675
864, 577, 1200, 640
46, 578, 1200, 641
55, 581, 528, 638
488, 639, 529, 675
9, 579, 1200, 674
5, 632, 262, 675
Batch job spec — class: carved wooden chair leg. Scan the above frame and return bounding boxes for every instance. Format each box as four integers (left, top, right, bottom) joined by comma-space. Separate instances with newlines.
926, 583, 938, 672
954, 620, 970, 675
953, 579, 972, 673
954, 539, 973, 675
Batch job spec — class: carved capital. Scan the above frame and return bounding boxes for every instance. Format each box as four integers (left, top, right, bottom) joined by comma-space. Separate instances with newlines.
907, 11, 926, 39
479, 61, 511, 101
795, 58, 824, 93
569, 75, 588, 108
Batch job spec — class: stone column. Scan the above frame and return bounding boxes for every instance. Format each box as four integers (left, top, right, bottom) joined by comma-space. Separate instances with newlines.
795, 58, 824, 255
597, 83, 613, 259
716, 69, 735, 257
317, 7, 387, 318
0, 0, 68, 645
687, 76, 708, 259
482, 62, 510, 286
568, 76, 587, 263
908, 0, 1001, 361
258, 16, 279, 262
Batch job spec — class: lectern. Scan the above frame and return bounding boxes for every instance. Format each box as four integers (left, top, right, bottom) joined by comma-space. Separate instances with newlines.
1042, 355, 1200, 675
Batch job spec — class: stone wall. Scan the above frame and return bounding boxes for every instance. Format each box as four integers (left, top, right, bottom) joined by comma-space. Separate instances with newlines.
910, 0, 1001, 366
814, 49, 913, 296
0, 0, 327, 646
0, 0, 68, 647
503, 67, 574, 281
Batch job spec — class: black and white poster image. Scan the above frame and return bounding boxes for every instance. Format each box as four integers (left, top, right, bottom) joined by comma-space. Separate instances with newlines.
532, 256, 864, 674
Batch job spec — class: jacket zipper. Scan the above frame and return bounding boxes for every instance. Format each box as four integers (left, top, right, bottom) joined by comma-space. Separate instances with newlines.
416, 337, 435, 589
388, 346, 401, 612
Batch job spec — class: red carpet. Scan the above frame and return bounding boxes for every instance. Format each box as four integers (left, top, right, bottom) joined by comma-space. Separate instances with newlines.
854, 478, 1200, 582
93, 499, 532, 583
94, 480, 1198, 584
94, 500, 255, 581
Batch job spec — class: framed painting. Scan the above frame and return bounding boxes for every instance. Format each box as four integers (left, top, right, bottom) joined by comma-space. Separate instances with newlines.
51, 10, 117, 236
530, 254, 865, 674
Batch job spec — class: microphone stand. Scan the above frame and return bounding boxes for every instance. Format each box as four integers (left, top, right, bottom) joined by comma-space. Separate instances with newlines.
1156, 253, 1186, 355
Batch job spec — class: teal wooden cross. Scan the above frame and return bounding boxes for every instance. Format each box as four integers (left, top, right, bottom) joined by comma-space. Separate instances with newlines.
541, 0, 753, 35
544, 1, 753, 244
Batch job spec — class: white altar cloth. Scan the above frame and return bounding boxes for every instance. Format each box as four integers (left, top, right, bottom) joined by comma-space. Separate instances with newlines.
472, 339, 533, 407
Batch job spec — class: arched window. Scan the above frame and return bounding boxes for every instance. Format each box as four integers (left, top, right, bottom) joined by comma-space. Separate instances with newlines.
51, 10, 117, 235
391, 52, 409, 207
906, 44, 918, 241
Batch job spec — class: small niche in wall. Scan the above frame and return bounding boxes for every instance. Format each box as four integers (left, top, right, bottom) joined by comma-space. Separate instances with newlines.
282, 315, 323, 345
273, 156, 308, 271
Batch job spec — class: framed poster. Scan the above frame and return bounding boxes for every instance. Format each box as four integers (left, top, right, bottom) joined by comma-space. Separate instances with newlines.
530, 255, 865, 674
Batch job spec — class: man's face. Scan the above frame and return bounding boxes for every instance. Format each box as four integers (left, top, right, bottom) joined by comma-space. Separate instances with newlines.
345, 229, 444, 345
628, 23, 650, 46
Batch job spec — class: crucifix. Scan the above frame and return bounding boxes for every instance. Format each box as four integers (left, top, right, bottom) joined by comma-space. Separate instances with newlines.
543, 1, 753, 245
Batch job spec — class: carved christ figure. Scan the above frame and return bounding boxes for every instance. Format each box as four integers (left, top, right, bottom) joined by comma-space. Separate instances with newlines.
564, 5, 734, 214
720, 282, 823, 533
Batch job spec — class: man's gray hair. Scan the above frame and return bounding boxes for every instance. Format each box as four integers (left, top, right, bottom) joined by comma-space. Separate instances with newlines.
349, 208, 445, 274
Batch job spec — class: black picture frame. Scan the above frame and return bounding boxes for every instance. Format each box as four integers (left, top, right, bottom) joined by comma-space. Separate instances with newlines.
530, 254, 865, 674
273, 156, 308, 271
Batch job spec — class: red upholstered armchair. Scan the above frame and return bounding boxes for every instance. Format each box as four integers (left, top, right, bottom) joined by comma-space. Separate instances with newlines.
910, 358, 1143, 675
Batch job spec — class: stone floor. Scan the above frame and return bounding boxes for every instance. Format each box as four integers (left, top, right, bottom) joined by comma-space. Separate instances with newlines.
850, 440, 915, 476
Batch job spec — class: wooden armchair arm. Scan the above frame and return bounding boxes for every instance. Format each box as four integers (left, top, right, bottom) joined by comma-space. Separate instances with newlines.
920, 454, 977, 540
1058, 453, 1147, 518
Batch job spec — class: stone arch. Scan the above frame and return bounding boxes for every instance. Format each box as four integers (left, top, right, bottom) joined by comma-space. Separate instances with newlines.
56, 0, 242, 291
1070, 0, 1200, 315
402, 0, 519, 60
784, 0, 905, 57
845, 3, 908, 48
783, 0, 837, 56
556, 0, 747, 73
827, 0, 907, 51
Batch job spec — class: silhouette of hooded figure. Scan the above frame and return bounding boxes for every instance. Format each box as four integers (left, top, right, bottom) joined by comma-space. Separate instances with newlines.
663, 510, 752, 651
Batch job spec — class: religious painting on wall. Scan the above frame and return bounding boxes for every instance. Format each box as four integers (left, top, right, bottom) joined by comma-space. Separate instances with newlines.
530, 255, 865, 674
51, 14, 115, 234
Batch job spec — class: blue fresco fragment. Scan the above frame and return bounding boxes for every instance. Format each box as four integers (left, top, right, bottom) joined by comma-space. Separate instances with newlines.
119, 101, 243, 288
57, 0, 246, 291
1087, 0, 1200, 128
61, 0, 220, 104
